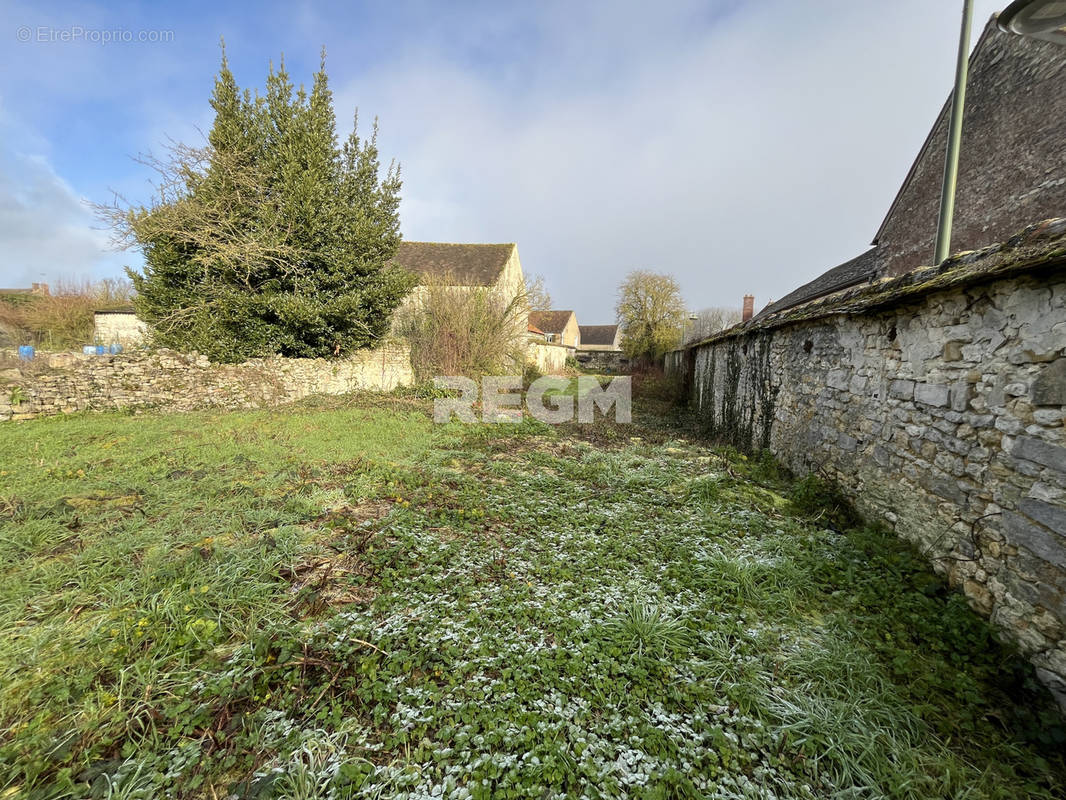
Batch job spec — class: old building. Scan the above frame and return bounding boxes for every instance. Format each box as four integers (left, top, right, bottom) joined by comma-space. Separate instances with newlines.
576, 324, 621, 352
760, 16, 1066, 317
575, 323, 627, 372
669, 16, 1066, 708
529, 310, 580, 348
392, 241, 526, 306
93, 307, 148, 347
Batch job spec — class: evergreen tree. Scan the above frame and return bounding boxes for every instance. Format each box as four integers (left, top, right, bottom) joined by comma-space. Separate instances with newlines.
123, 44, 413, 361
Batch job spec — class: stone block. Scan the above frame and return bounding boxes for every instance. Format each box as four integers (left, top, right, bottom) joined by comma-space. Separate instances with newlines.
837, 432, 858, 452
1001, 511, 1066, 568
924, 474, 969, 506
1034, 408, 1064, 426
1034, 668, 1066, 715
943, 324, 971, 342
994, 416, 1024, 435
1005, 382, 1029, 397
889, 379, 915, 400
1009, 435, 1066, 473
915, 382, 951, 407
1018, 497, 1066, 537
826, 369, 849, 391
963, 579, 995, 614
1031, 359, 1066, 407
943, 341, 964, 361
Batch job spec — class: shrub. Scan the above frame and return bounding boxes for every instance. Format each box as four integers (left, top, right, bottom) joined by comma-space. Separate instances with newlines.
397, 271, 528, 381
0, 278, 132, 350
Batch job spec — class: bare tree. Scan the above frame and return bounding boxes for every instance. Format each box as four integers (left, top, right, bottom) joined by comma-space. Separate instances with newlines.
524, 273, 553, 313
685, 306, 742, 343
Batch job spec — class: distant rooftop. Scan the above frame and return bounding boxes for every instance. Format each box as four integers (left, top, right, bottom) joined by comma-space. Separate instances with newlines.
392, 241, 515, 286
757, 249, 879, 319
577, 324, 619, 346
529, 310, 575, 334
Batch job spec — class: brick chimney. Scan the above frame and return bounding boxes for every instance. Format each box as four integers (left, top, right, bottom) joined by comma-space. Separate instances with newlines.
742, 294, 754, 322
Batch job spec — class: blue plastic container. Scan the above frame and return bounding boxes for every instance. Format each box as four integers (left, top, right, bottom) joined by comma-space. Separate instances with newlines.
95, 345, 106, 355
18, 345, 34, 361
82, 346, 96, 355
109, 343, 123, 354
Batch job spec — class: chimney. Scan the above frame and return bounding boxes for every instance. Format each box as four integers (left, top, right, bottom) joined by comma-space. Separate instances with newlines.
742, 294, 754, 322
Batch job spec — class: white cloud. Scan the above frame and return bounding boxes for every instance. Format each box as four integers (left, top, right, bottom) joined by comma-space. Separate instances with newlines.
332, 0, 1005, 321
0, 0, 1008, 316
0, 103, 129, 288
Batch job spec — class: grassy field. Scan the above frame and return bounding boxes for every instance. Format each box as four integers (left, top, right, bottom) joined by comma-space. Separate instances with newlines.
0, 389, 1063, 799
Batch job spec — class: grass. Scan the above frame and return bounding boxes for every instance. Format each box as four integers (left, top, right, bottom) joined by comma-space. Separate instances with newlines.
0, 390, 1062, 798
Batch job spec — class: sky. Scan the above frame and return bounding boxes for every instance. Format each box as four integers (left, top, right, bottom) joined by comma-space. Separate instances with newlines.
0, 0, 1007, 322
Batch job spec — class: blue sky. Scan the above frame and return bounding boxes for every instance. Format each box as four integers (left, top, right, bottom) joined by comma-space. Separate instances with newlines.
1, 0, 1004, 321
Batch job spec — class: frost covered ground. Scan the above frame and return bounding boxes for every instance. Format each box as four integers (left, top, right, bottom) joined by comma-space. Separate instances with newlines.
0, 391, 1063, 798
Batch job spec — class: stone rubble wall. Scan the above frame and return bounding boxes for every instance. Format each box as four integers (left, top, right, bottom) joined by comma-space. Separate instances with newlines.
0, 341, 413, 421
675, 268, 1066, 708
575, 349, 629, 373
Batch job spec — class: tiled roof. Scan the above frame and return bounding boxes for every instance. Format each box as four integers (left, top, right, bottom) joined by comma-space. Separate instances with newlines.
392, 241, 515, 286
578, 324, 619, 346
756, 248, 880, 318
709, 217, 1066, 340
529, 310, 575, 334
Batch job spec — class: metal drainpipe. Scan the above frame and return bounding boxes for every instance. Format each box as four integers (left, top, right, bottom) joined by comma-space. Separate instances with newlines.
934, 0, 975, 265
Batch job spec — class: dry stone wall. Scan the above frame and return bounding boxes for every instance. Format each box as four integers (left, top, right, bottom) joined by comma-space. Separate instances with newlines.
675, 245, 1066, 708
0, 341, 413, 421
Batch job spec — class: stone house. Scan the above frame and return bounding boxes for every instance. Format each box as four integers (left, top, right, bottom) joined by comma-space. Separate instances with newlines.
575, 323, 628, 372
759, 16, 1066, 318
529, 310, 580, 348
392, 241, 526, 310
576, 324, 621, 352
93, 307, 148, 347
391, 240, 538, 368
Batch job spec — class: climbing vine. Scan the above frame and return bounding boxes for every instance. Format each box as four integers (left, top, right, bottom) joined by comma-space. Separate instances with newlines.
691, 332, 777, 454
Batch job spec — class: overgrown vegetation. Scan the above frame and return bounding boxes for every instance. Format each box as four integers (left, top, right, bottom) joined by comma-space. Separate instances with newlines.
397, 270, 528, 381
99, 46, 413, 362
0, 392, 1062, 798
0, 279, 132, 350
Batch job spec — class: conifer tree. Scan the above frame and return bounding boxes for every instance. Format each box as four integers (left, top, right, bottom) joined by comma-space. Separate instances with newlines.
115, 44, 413, 361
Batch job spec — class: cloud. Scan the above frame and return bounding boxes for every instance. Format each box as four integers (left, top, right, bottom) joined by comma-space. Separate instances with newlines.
0, 0, 1006, 317
331, 0, 1005, 321
0, 103, 128, 288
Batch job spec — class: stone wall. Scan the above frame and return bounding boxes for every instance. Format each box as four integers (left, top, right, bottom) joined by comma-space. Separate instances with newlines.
528, 341, 570, 374
576, 349, 629, 373
0, 341, 413, 421
671, 226, 1066, 708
